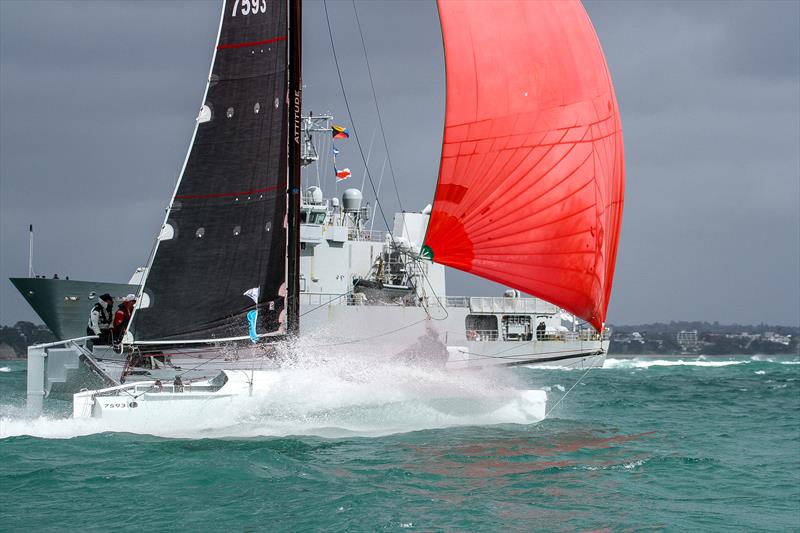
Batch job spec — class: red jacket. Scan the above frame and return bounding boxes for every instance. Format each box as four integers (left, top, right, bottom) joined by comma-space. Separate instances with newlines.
113, 301, 135, 339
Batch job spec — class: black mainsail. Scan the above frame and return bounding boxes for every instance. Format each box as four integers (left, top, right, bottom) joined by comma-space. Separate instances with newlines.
130, 0, 291, 343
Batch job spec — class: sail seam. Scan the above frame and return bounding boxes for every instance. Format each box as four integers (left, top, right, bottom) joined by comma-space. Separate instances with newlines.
175, 185, 281, 199
217, 35, 287, 49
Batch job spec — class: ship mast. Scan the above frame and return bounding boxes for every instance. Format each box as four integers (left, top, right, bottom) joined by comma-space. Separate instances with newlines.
286, 0, 302, 336
28, 224, 34, 278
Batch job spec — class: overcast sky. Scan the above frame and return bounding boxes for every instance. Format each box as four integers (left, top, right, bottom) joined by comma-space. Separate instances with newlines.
1, 0, 798, 326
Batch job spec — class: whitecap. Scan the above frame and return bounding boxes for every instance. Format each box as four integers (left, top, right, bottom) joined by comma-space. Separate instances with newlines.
602, 358, 746, 369
622, 459, 645, 470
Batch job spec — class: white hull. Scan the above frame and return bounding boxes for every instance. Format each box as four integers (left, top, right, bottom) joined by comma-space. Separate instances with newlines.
73, 370, 548, 426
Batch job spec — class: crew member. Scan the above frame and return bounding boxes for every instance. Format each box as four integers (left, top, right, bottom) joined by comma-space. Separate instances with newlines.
112, 293, 137, 342
87, 293, 114, 344
536, 321, 546, 341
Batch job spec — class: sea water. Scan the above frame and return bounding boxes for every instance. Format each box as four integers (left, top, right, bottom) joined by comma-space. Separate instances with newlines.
1, 355, 798, 531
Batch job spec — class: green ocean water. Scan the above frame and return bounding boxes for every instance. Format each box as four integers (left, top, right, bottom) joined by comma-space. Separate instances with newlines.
1, 356, 798, 532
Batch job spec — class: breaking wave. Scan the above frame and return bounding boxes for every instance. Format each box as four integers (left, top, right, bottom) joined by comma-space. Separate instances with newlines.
602, 358, 747, 369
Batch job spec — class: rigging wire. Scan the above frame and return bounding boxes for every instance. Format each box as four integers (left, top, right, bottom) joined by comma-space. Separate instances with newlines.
323, 0, 393, 235
322, 0, 442, 322
351, 0, 405, 214
350, 1, 451, 320
544, 363, 594, 418
360, 129, 377, 192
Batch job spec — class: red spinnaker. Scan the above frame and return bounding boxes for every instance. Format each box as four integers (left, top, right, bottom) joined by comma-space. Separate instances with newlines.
424, 0, 625, 331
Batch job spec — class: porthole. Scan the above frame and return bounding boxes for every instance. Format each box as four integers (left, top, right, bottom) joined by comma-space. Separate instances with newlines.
254, 102, 260, 114
233, 225, 241, 236
196, 227, 205, 238
226, 107, 234, 118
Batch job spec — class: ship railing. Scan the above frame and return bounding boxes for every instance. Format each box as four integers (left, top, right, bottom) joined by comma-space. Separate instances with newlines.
444, 296, 470, 308
449, 329, 603, 343
299, 292, 358, 306
348, 228, 385, 242
444, 296, 560, 314
28, 335, 97, 350
468, 330, 500, 341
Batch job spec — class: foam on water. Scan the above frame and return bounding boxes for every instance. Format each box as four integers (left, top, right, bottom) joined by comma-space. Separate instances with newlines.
603, 358, 747, 369
0, 350, 547, 440
0, 366, 11, 373
528, 355, 799, 371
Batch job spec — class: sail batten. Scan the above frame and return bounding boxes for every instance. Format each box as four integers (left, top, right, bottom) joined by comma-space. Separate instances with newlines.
129, 0, 290, 343
426, 0, 625, 330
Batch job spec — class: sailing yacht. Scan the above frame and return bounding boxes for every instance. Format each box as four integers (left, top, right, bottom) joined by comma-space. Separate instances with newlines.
23, 0, 624, 420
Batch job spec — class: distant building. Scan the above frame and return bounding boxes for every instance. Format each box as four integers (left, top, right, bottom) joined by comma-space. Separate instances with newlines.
613, 331, 645, 344
763, 332, 791, 346
677, 330, 700, 353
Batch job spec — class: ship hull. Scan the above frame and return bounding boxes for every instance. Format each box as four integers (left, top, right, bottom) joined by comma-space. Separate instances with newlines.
10, 278, 137, 340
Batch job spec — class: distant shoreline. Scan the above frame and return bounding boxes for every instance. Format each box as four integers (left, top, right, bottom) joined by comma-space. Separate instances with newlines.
1, 320, 798, 359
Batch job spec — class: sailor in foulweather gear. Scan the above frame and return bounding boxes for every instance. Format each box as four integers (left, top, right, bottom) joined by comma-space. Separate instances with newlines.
536, 320, 547, 341
112, 294, 137, 342
87, 293, 114, 344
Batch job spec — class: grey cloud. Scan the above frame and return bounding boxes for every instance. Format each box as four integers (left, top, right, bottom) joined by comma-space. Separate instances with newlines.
1, 0, 798, 327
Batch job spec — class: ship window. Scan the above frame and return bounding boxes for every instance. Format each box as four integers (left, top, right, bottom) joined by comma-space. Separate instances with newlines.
233, 225, 241, 236
254, 102, 260, 114
502, 315, 532, 341
301, 212, 308, 223
226, 107, 234, 118
465, 315, 498, 342
196, 227, 205, 238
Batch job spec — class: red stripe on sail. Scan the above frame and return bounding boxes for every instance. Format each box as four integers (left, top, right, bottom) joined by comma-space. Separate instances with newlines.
217, 36, 287, 50
175, 185, 281, 200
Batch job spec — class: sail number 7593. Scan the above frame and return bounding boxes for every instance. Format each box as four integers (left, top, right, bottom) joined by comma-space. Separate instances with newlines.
231, 0, 267, 16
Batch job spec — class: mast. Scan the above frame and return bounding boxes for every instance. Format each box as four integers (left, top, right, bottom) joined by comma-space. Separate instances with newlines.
28, 224, 33, 278
286, 0, 302, 336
